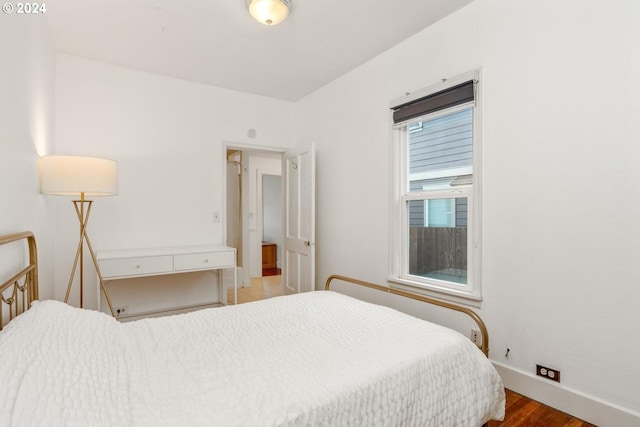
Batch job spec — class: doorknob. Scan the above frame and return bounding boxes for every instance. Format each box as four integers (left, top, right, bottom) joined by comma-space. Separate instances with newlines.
304, 241, 311, 246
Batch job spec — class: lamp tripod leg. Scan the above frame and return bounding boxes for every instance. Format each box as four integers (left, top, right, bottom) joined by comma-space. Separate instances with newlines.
64, 224, 85, 304
63, 198, 114, 317
65, 199, 90, 307
83, 232, 116, 317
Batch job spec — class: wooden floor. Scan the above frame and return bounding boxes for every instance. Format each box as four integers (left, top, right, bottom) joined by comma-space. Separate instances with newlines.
230, 278, 595, 427
227, 275, 283, 305
488, 389, 596, 427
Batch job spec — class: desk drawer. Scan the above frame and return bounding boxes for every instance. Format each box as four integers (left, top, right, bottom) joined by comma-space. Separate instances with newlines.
174, 251, 234, 271
100, 255, 174, 278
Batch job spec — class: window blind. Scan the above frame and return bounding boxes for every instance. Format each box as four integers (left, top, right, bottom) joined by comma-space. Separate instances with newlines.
392, 80, 475, 124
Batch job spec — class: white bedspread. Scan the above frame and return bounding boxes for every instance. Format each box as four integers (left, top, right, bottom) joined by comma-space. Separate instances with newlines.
0, 291, 504, 426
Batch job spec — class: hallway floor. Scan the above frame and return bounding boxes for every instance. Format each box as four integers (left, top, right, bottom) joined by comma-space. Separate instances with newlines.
228, 275, 283, 304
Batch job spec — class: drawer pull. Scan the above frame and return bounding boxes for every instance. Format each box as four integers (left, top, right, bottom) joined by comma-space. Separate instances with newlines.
136, 265, 141, 269
204, 259, 209, 263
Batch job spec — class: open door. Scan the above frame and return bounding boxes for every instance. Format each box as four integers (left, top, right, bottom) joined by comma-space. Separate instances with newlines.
283, 144, 315, 294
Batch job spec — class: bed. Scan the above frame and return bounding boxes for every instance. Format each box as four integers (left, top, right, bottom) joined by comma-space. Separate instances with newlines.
0, 231, 505, 426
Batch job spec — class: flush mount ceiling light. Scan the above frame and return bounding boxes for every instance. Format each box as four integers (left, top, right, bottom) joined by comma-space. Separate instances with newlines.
246, 0, 292, 26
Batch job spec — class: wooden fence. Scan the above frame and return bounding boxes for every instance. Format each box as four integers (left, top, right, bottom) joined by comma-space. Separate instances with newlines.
409, 226, 467, 277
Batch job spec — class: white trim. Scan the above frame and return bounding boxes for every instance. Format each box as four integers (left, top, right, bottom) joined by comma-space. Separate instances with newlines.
404, 188, 472, 201
387, 277, 482, 307
472, 69, 483, 295
388, 123, 404, 283
223, 141, 289, 154
493, 362, 640, 427
409, 165, 473, 183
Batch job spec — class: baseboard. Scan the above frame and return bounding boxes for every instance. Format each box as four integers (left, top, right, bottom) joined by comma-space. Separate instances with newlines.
117, 302, 222, 322
493, 362, 640, 427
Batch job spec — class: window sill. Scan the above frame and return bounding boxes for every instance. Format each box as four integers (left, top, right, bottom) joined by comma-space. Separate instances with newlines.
386, 277, 482, 308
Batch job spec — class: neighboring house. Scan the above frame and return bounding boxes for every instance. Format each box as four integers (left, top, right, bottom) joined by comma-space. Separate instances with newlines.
408, 108, 472, 228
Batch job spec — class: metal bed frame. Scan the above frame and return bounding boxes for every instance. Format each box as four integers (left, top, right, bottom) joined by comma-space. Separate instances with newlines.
0, 231, 38, 330
325, 274, 490, 357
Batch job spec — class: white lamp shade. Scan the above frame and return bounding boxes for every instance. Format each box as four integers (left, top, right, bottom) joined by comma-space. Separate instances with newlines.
40, 155, 118, 196
247, 0, 290, 25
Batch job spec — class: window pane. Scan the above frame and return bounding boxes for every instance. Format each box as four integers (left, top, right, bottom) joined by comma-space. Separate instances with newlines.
407, 198, 467, 284
407, 107, 473, 191
427, 199, 454, 227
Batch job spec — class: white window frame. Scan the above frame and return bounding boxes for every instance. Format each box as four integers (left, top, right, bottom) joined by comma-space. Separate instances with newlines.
388, 70, 482, 303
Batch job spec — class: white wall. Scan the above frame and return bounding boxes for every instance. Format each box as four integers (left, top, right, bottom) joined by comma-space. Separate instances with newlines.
295, 0, 640, 423
54, 54, 294, 311
0, 13, 55, 298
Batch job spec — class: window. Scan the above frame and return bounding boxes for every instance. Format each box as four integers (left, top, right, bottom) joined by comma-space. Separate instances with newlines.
389, 71, 481, 300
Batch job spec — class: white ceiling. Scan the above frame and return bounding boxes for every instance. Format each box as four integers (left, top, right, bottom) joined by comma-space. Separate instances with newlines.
47, 0, 473, 101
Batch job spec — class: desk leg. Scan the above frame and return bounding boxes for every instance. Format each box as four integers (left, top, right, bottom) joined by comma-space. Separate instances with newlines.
219, 267, 237, 306
96, 276, 101, 311
220, 269, 227, 306
234, 266, 238, 305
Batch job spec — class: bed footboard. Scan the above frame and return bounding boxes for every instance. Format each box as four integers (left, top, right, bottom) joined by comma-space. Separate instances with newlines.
0, 231, 38, 330
325, 274, 490, 357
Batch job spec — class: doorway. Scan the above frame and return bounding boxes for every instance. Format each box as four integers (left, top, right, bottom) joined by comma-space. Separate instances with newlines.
225, 148, 283, 289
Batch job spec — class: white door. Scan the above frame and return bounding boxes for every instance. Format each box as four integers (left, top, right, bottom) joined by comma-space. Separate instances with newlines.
282, 144, 315, 294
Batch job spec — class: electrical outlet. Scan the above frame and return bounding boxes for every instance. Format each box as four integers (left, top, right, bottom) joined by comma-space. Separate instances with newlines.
115, 306, 128, 318
536, 364, 560, 383
470, 328, 481, 346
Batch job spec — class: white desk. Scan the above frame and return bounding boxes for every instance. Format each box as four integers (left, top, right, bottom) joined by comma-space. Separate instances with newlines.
96, 245, 237, 317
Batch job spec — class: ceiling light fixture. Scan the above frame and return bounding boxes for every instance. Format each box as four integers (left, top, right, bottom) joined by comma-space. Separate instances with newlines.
246, 0, 292, 26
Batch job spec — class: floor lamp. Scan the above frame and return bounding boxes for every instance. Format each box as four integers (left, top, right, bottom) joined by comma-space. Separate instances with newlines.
40, 155, 118, 317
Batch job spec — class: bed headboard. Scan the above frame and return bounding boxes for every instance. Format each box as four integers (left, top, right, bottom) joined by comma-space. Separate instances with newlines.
0, 231, 38, 330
